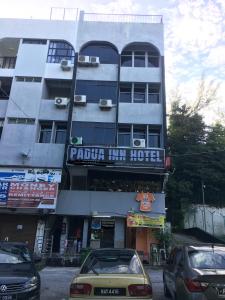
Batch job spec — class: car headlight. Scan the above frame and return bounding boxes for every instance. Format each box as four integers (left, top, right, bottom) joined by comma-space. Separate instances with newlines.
24, 276, 38, 290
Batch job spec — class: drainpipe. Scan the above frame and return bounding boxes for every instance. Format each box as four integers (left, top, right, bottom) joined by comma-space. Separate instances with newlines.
62, 52, 79, 189
115, 53, 121, 146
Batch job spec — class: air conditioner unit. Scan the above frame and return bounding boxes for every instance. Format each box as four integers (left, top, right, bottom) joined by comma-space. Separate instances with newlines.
89, 56, 100, 65
133, 138, 146, 148
74, 95, 87, 105
99, 99, 113, 109
54, 97, 69, 108
78, 55, 90, 65
60, 59, 73, 71
70, 136, 83, 145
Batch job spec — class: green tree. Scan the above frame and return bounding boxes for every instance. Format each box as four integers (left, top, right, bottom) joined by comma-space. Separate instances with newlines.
166, 103, 225, 228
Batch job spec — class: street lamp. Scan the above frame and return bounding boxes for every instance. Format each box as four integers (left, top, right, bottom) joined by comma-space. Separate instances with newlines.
201, 181, 207, 232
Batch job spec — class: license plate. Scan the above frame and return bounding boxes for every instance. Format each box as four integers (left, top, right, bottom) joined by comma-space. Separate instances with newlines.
0, 295, 15, 300
94, 287, 126, 296
218, 288, 225, 296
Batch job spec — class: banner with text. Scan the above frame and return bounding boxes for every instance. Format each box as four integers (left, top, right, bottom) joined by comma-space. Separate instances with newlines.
68, 146, 165, 168
127, 213, 165, 228
0, 168, 62, 183
0, 181, 58, 209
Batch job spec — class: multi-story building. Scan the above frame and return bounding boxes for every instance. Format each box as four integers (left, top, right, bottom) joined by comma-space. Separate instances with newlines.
0, 10, 167, 261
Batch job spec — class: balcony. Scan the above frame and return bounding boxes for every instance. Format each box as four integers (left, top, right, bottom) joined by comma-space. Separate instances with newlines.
0, 57, 16, 69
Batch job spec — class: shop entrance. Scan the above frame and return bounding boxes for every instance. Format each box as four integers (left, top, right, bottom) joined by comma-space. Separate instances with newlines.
90, 218, 115, 248
67, 217, 84, 254
100, 219, 114, 248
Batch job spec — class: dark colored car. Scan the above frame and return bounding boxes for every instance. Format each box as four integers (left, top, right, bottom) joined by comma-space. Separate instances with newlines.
163, 243, 225, 300
0, 242, 40, 300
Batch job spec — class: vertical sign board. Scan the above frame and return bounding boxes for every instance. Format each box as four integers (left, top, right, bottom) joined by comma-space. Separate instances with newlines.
0, 182, 10, 207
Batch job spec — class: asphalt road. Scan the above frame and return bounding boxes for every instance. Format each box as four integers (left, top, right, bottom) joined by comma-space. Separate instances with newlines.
40, 266, 167, 300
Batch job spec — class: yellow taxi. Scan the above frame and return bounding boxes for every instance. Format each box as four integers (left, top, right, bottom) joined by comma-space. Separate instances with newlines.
69, 248, 153, 299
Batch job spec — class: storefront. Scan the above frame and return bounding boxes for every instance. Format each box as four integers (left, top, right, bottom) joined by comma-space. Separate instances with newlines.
0, 168, 61, 252
56, 190, 165, 255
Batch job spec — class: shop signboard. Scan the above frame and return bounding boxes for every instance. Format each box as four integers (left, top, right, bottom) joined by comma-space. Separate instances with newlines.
68, 146, 165, 168
136, 192, 155, 212
127, 213, 165, 228
0, 168, 62, 183
0, 182, 10, 206
0, 181, 58, 209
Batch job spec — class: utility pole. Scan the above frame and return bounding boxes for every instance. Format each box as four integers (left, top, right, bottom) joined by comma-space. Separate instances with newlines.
201, 181, 207, 232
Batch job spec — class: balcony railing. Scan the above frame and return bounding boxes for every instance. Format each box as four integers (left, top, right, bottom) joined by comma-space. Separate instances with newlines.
0, 57, 17, 69
82, 12, 163, 24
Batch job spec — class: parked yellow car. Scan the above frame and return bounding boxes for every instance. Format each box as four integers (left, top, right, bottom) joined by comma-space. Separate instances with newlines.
69, 248, 153, 299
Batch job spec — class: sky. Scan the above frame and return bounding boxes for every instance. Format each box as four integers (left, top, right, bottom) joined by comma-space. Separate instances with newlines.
0, 0, 224, 123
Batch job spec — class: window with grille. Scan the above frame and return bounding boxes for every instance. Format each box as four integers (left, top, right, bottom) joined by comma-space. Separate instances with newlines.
47, 41, 75, 63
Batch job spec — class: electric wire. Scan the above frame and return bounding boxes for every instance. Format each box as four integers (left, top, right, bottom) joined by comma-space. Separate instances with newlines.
0, 85, 32, 119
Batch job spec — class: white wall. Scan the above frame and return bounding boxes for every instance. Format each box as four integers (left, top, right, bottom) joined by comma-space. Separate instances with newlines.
118, 103, 162, 124
77, 20, 164, 54
184, 205, 225, 237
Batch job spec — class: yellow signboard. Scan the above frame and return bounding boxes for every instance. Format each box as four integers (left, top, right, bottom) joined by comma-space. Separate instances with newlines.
127, 213, 165, 228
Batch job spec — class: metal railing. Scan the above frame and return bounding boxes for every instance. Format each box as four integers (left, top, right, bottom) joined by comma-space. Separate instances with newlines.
0, 57, 16, 69
50, 7, 79, 21
82, 12, 163, 24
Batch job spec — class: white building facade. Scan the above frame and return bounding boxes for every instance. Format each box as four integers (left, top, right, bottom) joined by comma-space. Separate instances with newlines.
0, 11, 167, 260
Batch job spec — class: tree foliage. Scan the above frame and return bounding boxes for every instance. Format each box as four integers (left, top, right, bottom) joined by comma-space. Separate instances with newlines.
166, 101, 225, 229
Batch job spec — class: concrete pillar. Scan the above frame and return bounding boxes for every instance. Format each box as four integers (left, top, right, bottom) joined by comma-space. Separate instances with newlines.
82, 218, 88, 248
114, 218, 125, 248
59, 217, 68, 254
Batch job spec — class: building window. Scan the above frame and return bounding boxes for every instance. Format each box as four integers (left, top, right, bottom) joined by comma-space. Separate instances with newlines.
148, 129, 160, 147
0, 77, 13, 99
118, 126, 131, 147
0, 57, 17, 69
133, 125, 146, 140
72, 122, 116, 146
133, 83, 146, 103
38, 121, 67, 144
22, 39, 47, 44
0, 119, 4, 139
121, 43, 160, 68
8, 118, 35, 124
120, 83, 160, 103
75, 80, 117, 104
119, 83, 132, 103
54, 123, 67, 144
148, 50, 160, 67
118, 125, 161, 148
39, 122, 53, 143
47, 41, 75, 63
148, 84, 160, 103
121, 51, 132, 67
80, 42, 118, 64
134, 51, 146, 67
15, 77, 42, 82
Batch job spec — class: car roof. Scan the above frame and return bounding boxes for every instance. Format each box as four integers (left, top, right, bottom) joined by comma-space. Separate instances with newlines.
0, 241, 28, 247
91, 248, 136, 255
186, 244, 225, 250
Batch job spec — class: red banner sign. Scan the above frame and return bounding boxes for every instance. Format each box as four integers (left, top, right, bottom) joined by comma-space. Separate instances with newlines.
3, 182, 58, 209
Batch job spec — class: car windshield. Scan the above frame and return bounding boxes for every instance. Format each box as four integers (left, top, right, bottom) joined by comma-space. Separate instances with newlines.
0, 244, 32, 264
80, 250, 143, 274
188, 248, 225, 269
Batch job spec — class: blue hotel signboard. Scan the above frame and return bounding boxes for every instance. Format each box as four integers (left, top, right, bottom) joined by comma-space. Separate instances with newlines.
67, 146, 165, 168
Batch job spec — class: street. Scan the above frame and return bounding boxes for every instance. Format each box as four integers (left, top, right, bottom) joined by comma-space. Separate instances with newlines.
40, 266, 167, 300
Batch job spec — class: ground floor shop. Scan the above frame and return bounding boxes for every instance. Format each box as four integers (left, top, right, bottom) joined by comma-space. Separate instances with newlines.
49, 214, 164, 264
0, 213, 39, 249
